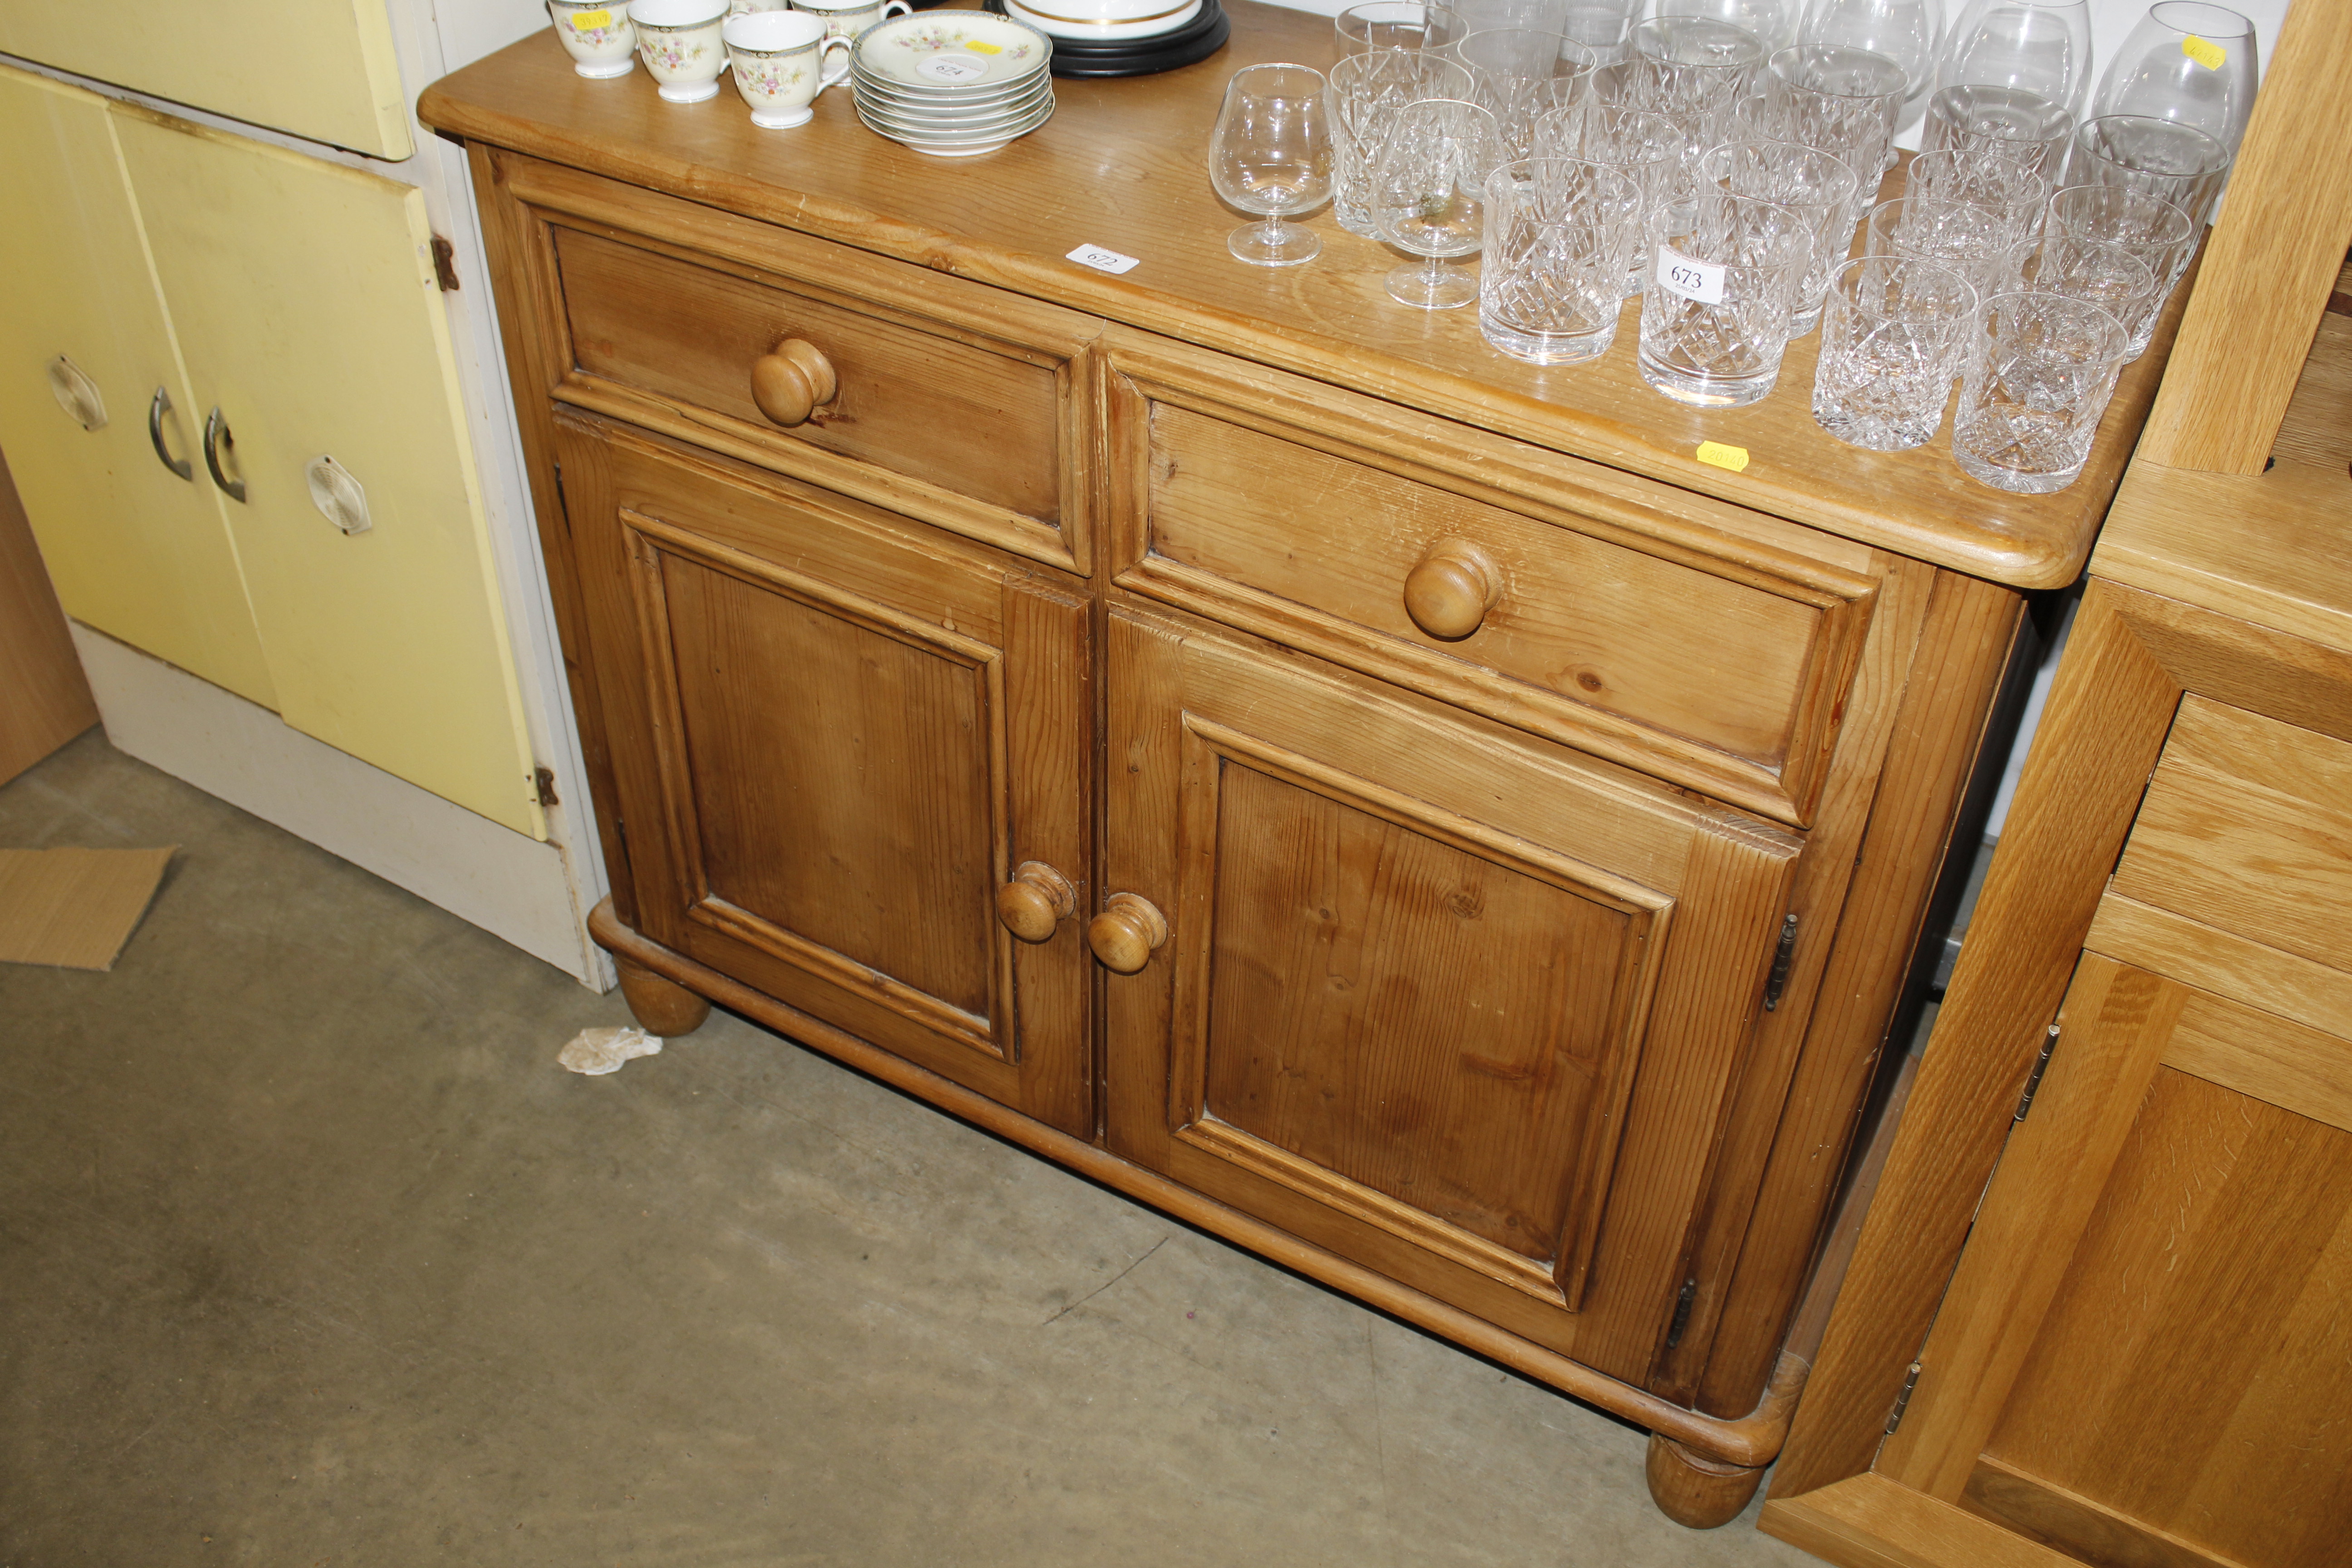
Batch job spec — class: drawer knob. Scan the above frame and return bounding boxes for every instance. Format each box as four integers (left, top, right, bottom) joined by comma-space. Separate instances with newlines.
750, 337, 838, 427
996, 860, 1078, 943
1088, 892, 1169, 975
1403, 540, 1503, 641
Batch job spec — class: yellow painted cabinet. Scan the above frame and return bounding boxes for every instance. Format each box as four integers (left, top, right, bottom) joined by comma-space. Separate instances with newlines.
0, 0, 411, 159
0, 67, 275, 707
109, 107, 542, 836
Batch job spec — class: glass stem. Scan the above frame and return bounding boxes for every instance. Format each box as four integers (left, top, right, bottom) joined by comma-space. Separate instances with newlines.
1422, 252, 1447, 291
1261, 211, 1285, 248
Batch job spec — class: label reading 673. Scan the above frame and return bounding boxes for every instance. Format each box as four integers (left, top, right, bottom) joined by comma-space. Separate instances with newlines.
1656, 247, 1726, 305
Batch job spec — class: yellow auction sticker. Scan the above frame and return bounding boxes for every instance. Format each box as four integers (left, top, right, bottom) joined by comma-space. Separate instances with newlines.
2181, 34, 2226, 70
1695, 441, 1751, 473
571, 8, 613, 27
965, 39, 1004, 53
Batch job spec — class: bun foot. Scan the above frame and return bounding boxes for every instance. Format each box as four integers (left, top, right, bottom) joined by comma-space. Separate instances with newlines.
616, 956, 711, 1037
1645, 1432, 1764, 1529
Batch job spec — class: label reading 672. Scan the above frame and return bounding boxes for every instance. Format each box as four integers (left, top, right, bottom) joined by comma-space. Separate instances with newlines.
1656, 246, 1727, 305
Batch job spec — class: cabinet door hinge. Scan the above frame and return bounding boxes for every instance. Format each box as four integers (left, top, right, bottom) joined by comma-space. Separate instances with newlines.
431, 235, 461, 292
534, 766, 559, 809
1762, 912, 1800, 1011
2014, 1024, 2061, 1121
1665, 1277, 1698, 1349
1885, 1362, 1922, 1435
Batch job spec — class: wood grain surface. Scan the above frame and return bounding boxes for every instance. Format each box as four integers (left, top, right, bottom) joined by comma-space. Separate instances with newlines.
416, 2, 2188, 590
0, 452, 95, 787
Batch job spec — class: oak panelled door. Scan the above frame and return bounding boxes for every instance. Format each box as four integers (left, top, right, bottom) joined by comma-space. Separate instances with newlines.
1101, 607, 1806, 1376
554, 414, 1093, 1136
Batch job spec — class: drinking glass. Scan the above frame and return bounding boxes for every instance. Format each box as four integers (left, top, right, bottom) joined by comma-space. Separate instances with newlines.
1922, 85, 2073, 176
1952, 290, 2129, 493
1455, 28, 1601, 159
1933, 0, 2094, 116
1797, 0, 1939, 103
1210, 64, 1335, 268
2091, 1, 2258, 155
1619, 17, 1769, 169
1638, 186, 1815, 404
1558, 0, 1644, 66
1764, 44, 1906, 196
1906, 147, 2050, 242
1480, 157, 1646, 361
1338, 2, 1470, 57
2004, 231, 2157, 358
1330, 52, 1475, 237
1371, 97, 1504, 308
2043, 181, 2196, 324
1644, 0, 1800, 54
1535, 101, 1686, 294
1697, 138, 1860, 331
1864, 192, 2020, 298
2065, 113, 2230, 229
1810, 254, 1978, 448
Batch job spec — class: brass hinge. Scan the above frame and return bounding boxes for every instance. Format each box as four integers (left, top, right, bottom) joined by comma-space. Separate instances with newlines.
2015, 1024, 2062, 1121
534, 766, 559, 809
431, 234, 461, 292
1665, 1277, 1698, 1349
1762, 912, 1800, 1011
1885, 1362, 1922, 1435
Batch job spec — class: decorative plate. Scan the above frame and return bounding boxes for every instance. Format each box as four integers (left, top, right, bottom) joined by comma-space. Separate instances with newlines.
852, 13, 1052, 89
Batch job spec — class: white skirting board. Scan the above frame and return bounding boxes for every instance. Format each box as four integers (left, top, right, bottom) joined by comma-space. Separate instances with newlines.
70, 623, 612, 989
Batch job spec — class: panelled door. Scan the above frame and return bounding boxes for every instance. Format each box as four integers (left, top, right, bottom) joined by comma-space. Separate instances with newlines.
0, 0, 412, 158
1100, 605, 1807, 1377
554, 414, 1093, 1136
112, 105, 543, 837
0, 66, 274, 707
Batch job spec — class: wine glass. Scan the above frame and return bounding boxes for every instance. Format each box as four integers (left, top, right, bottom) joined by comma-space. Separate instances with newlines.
1370, 96, 1503, 308
1210, 64, 1335, 268
2091, 1, 2259, 155
1934, 0, 2094, 115
1798, 0, 1939, 103
1642, 0, 1800, 54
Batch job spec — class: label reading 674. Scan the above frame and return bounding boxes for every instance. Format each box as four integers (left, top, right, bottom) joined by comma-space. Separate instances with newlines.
1656, 247, 1727, 305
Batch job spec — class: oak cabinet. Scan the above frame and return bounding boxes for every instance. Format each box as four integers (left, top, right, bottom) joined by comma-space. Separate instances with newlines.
425, 1, 2187, 1526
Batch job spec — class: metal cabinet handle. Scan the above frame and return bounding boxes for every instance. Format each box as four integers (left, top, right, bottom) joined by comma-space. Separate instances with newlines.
147, 387, 194, 480
201, 406, 247, 502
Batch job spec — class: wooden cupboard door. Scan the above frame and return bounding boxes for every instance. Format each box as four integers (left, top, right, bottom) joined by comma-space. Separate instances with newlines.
1101, 607, 1805, 1372
0, 67, 274, 707
555, 417, 1092, 1136
1850, 949, 2352, 1568
0, 0, 411, 159
111, 106, 543, 838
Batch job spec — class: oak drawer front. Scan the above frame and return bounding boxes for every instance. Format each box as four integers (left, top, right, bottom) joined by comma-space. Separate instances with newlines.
1104, 339, 1877, 826
499, 154, 1100, 573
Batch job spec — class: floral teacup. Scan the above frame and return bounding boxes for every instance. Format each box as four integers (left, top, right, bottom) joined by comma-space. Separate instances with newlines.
549, 0, 637, 78
632, 0, 731, 102
789, 0, 912, 41
724, 10, 852, 128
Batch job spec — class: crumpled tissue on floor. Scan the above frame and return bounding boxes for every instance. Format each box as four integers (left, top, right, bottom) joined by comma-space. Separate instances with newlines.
559, 1026, 663, 1076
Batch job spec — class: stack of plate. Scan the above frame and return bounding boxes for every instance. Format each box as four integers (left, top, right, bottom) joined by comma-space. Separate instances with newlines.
988, 0, 1229, 77
851, 13, 1056, 157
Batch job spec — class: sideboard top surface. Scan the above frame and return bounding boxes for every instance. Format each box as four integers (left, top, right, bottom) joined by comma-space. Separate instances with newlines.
419, 0, 2185, 590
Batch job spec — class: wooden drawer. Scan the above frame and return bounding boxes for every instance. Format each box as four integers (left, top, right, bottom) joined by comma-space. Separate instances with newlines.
497, 155, 1102, 573
1104, 332, 1881, 826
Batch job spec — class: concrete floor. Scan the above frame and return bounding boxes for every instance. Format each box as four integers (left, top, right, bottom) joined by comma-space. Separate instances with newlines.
0, 731, 1823, 1568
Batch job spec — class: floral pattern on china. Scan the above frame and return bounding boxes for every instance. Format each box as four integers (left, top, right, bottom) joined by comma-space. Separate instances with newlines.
855, 12, 1049, 89
568, 23, 627, 45
644, 38, 711, 70
739, 61, 808, 95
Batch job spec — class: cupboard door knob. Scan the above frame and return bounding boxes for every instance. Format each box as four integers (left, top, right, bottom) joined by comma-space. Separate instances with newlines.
1402, 540, 1502, 641
202, 406, 247, 503
46, 355, 107, 431
147, 387, 193, 480
749, 337, 838, 427
996, 860, 1077, 943
1087, 892, 1169, 975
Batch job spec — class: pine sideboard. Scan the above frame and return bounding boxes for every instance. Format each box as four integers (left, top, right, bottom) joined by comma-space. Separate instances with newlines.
420, 2, 2186, 1525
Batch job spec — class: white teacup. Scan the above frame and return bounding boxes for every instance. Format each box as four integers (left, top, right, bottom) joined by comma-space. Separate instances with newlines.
548, 0, 637, 78
789, 0, 911, 41
633, 0, 731, 102
724, 10, 852, 128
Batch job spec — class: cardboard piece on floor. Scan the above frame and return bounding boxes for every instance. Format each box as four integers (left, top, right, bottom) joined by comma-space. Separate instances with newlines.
0, 847, 176, 970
